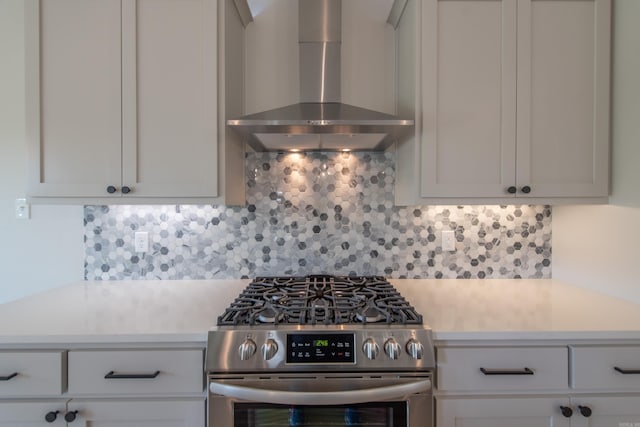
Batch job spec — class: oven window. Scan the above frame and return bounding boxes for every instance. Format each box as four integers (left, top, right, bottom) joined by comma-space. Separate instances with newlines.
234, 402, 406, 426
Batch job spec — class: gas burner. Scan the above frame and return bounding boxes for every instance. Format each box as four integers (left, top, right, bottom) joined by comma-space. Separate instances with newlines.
217, 275, 423, 327
354, 301, 388, 323
255, 306, 283, 324
312, 289, 329, 299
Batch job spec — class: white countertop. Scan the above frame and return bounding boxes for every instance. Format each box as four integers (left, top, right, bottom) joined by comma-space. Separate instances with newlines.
1, 279, 640, 345
392, 279, 640, 341
0, 280, 249, 345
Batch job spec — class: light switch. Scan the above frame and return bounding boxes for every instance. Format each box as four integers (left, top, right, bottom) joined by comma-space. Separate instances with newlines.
15, 198, 30, 220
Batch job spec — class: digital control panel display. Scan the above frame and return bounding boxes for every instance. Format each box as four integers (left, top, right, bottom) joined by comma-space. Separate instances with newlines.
286, 333, 355, 364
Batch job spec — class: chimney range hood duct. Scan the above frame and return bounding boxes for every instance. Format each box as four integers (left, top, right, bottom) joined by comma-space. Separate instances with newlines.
227, 0, 414, 152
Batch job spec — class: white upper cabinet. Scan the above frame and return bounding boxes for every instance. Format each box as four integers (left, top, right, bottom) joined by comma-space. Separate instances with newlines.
397, 0, 611, 204
121, 0, 218, 198
421, 0, 518, 200
25, 0, 229, 202
515, 0, 610, 199
25, 0, 123, 199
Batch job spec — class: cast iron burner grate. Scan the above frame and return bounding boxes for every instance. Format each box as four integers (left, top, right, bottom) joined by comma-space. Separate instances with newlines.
217, 275, 423, 326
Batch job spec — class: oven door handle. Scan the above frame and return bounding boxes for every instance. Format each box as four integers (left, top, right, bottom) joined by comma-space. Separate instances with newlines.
209, 379, 431, 405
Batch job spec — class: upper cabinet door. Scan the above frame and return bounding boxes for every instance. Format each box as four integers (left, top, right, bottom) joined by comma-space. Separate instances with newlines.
421, 0, 518, 198
121, 0, 218, 198
416, 0, 611, 203
26, 0, 220, 201
26, 0, 123, 198
516, 0, 611, 198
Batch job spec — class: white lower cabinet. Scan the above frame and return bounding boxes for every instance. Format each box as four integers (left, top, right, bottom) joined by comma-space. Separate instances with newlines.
436, 344, 640, 427
436, 345, 572, 427
0, 347, 205, 426
569, 396, 640, 427
570, 345, 640, 426
67, 349, 203, 396
65, 398, 204, 427
0, 351, 66, 398
437, 396, 640, 427
0, 350, 67, 425
0, 400, 67, 426
437, 346, 569, 392
436, 396, 571, 427
64, 349, 205, 426
0, 399, 204, 426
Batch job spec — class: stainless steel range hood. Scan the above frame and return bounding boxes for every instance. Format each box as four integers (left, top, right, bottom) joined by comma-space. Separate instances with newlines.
228, 0, 414, 152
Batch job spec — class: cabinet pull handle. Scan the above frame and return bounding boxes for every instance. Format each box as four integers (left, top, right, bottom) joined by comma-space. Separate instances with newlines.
121, 186, 132, 194
45, 411, 59, 423
65, 410, 78, 423
578, 405, 592, 418
0, 372, 18, 381
559, 406, 573, 418
104, 370, 161, 379
106, 185, 118, 194
520, 185, 532, 194
507, 186, 517, 194
614, 366, 640, 374
480, 367, 534, 376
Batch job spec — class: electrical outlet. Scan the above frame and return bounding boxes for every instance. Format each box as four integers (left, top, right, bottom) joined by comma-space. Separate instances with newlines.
134, 231, 149, 253
442, 230, 456, 251
15, 198, 30, 220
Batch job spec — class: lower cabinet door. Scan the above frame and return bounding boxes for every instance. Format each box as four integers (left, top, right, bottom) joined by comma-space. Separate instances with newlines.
437, 396, 572, 427
570, 396, 640, 427
66, 398, 204, 427
0, 400, 67, 426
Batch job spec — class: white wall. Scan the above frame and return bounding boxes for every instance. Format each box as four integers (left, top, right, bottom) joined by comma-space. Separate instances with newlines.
0, 1, 84, 303
554, 0, 640, 302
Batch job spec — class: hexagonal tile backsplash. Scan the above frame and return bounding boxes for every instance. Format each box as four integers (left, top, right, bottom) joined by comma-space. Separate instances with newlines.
84, 152, 551, 280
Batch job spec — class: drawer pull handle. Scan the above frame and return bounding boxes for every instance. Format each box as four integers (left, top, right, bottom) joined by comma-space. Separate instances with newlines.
480, 367, 534, 376
104, 370, 161, 379
0, 372, 18, 381
614, 366, 640, 375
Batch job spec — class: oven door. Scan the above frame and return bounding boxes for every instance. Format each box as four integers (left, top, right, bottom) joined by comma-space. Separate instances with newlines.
208, 373, 432, 427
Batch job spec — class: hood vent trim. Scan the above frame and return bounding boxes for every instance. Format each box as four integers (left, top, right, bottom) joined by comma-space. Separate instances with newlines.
228, 0, 414, 152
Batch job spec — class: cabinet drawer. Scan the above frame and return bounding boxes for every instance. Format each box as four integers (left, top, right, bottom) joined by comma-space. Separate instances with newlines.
437, 346, 568, 391
0, 351, 65, 397
573, 346, 640, 390
68, 349, 203, 395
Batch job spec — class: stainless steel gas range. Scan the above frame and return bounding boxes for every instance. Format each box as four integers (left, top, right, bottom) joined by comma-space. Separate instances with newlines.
206, 275, 434, 427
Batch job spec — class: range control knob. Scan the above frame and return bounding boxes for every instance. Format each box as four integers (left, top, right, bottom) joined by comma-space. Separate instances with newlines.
362, 338, 380, 360
262, 339, 278, 360
384, 338, 402, 360
238, 339, 257, 361
406, 339, 424, 360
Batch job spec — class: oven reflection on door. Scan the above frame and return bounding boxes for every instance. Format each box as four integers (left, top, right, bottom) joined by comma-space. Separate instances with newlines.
235, 402, 407, 426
